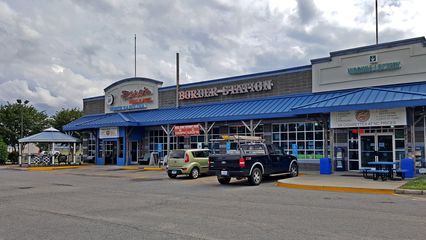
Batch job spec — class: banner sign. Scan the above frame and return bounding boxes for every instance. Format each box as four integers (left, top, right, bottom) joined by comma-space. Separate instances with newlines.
331, 108, 406, 128
99, 127, 119, 139
174, 124, 200, 136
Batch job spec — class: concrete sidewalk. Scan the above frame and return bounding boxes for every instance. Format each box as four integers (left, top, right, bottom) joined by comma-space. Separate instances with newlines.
277, 171, 407, 194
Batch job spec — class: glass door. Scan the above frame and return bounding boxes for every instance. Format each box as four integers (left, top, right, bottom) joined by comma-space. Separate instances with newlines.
360, 135, 376, 168
377, 135, 393, 162
359, 134, 394, 168
130, 141, 138, 164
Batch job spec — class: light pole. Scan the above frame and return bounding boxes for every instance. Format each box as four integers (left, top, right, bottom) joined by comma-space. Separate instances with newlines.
16, 99, 29, 138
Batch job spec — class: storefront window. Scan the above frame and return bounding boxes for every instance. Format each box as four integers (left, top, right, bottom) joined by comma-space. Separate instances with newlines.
272, 122, 324, 160
228, 125, 264, 138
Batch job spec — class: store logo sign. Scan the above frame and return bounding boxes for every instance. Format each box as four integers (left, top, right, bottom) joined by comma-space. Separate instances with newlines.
355, 110, 370, 122
178, 80, 273, 100
369, 54, 378, 64
347, 55, 401, 75
99, 127, 119, 139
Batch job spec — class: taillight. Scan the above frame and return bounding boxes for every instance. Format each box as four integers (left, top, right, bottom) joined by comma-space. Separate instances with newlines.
184, 153, 190, 163
239, 157, 245, 167
208, 159, 212, 167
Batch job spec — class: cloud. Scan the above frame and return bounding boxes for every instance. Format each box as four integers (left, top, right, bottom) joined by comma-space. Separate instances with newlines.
0, 0, 423, 115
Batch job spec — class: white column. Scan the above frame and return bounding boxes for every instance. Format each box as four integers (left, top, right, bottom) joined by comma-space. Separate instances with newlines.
79, 143, 82, 164
18, 143, 22, 165
52, 143, 55, 165
73, 142, 76, 164
27, 144, 31, 165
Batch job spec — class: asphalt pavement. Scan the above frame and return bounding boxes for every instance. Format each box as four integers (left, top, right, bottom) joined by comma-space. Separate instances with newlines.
0, 166, 425, 240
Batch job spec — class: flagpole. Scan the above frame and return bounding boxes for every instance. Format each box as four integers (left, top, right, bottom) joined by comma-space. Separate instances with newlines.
375, 0, 378, 44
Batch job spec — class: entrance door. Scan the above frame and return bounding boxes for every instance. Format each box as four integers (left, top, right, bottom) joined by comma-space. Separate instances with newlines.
130, 141, 138, 164
104, 141, 117, 165
360, 135, 376, 168
359, 134, 394, 168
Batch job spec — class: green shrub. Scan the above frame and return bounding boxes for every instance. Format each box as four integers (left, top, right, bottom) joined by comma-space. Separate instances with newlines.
0, 140, 7, 164
8, 151, 19, 164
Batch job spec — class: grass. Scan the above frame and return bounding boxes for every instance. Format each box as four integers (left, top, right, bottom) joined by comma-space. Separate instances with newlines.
401, 176, 426, 190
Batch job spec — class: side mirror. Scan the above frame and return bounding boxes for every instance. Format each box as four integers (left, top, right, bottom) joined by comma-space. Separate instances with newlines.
286, 151, 290, 155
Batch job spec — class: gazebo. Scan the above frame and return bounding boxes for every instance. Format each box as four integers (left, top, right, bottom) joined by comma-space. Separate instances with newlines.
18, 127, 81, 166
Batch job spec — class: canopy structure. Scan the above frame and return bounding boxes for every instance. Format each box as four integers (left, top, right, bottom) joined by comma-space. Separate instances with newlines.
18, 127, 81, 166
19, 127, 80, 143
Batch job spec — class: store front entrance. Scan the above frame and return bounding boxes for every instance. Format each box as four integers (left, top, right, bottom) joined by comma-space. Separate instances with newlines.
104, 141, 117, 165
359, 134, 394, 169
130, 141, 139, 164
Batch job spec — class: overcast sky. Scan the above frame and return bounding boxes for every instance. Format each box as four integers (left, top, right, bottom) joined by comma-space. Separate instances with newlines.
0, 0, 425, 115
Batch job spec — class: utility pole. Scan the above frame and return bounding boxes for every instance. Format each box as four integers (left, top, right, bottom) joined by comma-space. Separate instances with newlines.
134, 34, 137, 77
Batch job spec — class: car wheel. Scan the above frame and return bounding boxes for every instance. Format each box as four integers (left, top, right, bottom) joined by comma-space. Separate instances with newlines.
167, 172, 177, 179
189, 167, 200, 179
290, 163, 299, 177
248, 167, 262, 186
217, 176, 231, 184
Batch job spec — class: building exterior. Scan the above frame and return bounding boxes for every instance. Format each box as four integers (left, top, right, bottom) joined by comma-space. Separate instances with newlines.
65, 37, 426, 171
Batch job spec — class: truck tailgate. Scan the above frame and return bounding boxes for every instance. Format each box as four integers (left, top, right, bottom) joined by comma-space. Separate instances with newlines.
209, 155, 241, 171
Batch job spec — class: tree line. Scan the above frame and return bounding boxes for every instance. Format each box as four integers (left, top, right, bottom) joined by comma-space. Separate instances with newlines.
0, 102, 82, 163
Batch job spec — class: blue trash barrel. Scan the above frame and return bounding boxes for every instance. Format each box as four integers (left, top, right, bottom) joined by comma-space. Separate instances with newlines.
401, 158, 415, 178
320, 157, 332, 174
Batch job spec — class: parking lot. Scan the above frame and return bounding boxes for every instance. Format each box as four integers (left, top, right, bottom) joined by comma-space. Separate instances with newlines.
0, 166, 425, 240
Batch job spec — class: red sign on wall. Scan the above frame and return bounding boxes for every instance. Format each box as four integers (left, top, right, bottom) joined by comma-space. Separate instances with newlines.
174, 124, 200, 136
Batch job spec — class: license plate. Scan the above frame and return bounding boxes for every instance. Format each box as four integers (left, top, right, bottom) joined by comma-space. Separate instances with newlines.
221, 170, 228, 176
172, 170, 177, 174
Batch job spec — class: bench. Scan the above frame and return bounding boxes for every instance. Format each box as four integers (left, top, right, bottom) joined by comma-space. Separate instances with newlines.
359, 168, 372, 178
366, 169, 389, 181
394, 169, 407, 180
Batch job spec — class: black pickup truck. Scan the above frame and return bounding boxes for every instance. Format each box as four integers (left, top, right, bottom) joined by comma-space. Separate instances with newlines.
208, 143, 298, 185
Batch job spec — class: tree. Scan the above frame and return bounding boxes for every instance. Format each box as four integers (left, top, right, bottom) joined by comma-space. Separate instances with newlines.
0, 102, 49, 151
0, 140, 7, 164
50, 108, 83, 132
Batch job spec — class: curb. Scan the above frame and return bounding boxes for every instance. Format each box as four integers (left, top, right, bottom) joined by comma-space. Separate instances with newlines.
120, 166, 141, 170
275, 182, 395, 195
142, 167, 163, 171
394, 189, 424, 195
27, 166, 80, 171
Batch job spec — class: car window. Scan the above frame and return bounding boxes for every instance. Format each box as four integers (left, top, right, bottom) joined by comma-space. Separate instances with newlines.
170, 150, 185, 158
242, 144, 266, 155
192, 150, 209, 158
268, 145, 283, 155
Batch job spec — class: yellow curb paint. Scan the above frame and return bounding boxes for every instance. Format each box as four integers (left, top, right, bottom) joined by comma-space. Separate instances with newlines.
143, 167, 163, 171
28, 166, 80, 171
275, 182, 395, 195
120, 166, 140, 170
298, 173, 305, 177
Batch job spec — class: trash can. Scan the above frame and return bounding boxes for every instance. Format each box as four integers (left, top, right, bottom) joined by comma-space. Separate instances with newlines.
401, 158, 415, 178
320, 157, 332, 174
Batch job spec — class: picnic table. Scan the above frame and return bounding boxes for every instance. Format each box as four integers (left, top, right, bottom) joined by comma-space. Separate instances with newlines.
361, 162, 406, 181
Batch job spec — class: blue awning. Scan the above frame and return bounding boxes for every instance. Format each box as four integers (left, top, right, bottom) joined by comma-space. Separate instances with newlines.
291, 85, 426, 114
64, 81, 426, 131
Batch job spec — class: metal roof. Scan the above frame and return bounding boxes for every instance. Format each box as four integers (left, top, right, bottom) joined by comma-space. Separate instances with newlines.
63, 81, 426, 131
19, 128, 80, 143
